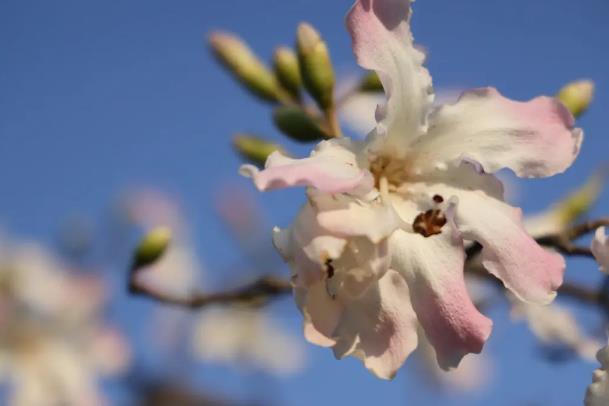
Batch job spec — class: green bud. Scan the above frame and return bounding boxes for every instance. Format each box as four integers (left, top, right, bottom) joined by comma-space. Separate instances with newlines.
209, 32, 285, 103
273, 106, 329, 142
557, 79, 594, 118
359, 71, 384, 92
555, 173, 602, 226
274, 47, 302, 100
133, 227, 172, 269
296, 23, 335, 111
233, 134, 284, 167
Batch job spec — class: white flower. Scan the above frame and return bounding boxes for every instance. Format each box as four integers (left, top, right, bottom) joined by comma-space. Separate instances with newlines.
0, 238, 130, 406
241, 0, 581, 379
592, 227, 609, 274
192, 306, 305, 375
586, 340, 609, 406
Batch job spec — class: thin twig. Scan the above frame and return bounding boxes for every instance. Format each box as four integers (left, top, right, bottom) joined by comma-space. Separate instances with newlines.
128, 275, 291, 309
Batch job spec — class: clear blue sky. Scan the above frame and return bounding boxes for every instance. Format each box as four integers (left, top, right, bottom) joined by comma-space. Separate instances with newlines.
1, 1, 609, 405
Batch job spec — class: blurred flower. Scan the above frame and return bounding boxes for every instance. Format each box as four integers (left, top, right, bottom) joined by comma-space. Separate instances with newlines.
503, 178, 604, 362
125, 190, 305, 375
585, 340, 609, 406
0, 237, 129, 406
524, 173, 602, 237
510, 295, 600, 361
193, 306, 305, 375
592, 227, 609, 274
241, 0, 581, 379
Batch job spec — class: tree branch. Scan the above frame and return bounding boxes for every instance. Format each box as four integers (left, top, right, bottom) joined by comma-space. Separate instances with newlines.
128, 217, 609, 309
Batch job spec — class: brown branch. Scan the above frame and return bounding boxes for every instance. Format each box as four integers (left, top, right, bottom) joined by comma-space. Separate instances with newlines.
128, 217, 609, 309
128, 275, 291, 309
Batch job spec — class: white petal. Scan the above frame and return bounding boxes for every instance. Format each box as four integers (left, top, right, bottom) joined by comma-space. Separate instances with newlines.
409, 87, 582, 178
332, 270, 419, 379
592, 227, 609, 274
347, 0, 434, 157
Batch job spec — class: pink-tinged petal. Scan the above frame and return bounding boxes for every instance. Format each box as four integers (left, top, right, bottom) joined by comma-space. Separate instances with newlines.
332, 270, 419, 379
347, 0, 433, 156
592, 227, 609, 274
457, 194, 564, 304
410, 87, 583, 178
240, 139, 374, 196
404, 163, 564, 304
390, 224, 492, 370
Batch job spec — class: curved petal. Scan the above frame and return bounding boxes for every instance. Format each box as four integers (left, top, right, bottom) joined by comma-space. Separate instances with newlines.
240, 139, 374, 196
347, 0, 433, 156
390, 225, 492, 370
410, 87, 582, 178
405, 167, 565, 304
586, 341, 609, 406
332, 270, 419, 379
592, 227, 609, 274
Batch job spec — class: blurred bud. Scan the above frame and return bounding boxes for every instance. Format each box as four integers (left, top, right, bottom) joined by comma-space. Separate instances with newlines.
556, 79, 594, 118
359, 71, 384, 92
296, 23, 335, 111
273, 106, 329, 142
209, 32, 286, 103
554, 173, 603, 226
525, 171, 604, 237
134, 227, 172, 269
274, 47, 302, 100
233, 134, 285, 167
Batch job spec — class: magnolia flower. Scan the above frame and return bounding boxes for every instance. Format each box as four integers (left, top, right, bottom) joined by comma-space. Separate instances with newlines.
586, 340, 609, 406
592, 227, 609, 274
0, 239, 129, 406
241, 0, 581, 379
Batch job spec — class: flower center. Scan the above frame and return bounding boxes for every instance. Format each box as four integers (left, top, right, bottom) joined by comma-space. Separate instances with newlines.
369, 157, 409, 194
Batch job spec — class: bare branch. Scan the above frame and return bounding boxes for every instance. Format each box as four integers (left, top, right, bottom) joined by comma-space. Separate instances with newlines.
128, 217, 609, 310
128, 275, 291, 309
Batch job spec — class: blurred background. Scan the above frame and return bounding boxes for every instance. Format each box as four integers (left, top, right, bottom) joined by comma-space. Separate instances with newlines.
1, 0, 609, 405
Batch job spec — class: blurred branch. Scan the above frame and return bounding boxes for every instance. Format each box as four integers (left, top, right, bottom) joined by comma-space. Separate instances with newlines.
128, 274, 291, 309
128, 217, 609, 309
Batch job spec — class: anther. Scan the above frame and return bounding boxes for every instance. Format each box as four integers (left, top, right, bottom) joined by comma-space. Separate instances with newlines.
412, 209, 447, 237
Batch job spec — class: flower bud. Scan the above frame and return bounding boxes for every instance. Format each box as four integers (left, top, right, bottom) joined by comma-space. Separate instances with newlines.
359, 71, 384, 92
555, 172, 602, 226
273, 47, 302, 99
273, 106, 329, 142
557, 79, 594, 118
296, 23, 335, 111
233, 134, 285, 167
133, 227, 172, 269
209, 32, 285, 103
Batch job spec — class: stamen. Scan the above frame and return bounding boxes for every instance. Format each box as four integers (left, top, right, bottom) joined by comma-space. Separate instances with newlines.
379, 176, 389, 200
412, 209, 447, 237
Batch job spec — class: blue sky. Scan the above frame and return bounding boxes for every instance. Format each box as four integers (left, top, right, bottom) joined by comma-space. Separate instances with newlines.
1, 1, 609, 405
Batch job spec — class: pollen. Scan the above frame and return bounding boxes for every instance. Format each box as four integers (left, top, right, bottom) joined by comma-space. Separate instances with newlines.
412, 209, 447, 237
